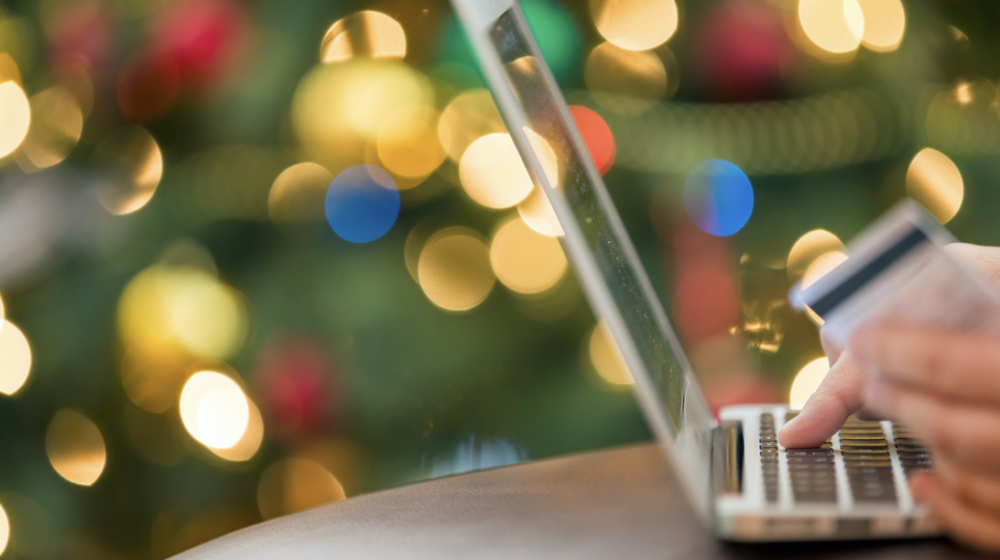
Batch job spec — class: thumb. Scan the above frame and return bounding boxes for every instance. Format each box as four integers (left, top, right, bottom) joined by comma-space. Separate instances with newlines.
779, 347, 867, 448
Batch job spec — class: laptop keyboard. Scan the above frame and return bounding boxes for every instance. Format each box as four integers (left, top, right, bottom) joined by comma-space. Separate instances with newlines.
758, 412, 932, 506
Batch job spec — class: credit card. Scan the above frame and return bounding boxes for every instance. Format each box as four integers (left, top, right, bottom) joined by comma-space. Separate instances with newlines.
788, 200, 1000, 347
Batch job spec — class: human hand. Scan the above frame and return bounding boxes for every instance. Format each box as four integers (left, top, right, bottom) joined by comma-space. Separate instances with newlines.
778, 243, 1000, 449
777, 243, 1000, 552
855, 324, 1000, 553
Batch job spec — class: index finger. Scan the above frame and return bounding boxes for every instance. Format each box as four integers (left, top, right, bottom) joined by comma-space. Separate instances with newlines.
853, 325, 1000, 404
779, 346, 866, 448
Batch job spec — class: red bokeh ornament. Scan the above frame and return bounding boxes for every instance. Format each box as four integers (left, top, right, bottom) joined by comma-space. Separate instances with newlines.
255, 336, 338, 440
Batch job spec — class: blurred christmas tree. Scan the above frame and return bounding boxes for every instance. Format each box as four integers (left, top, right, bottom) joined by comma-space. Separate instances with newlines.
1, 0, 1000, 557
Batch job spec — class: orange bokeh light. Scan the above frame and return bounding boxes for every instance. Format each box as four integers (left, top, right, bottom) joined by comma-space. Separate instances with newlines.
569, 105, 616, 175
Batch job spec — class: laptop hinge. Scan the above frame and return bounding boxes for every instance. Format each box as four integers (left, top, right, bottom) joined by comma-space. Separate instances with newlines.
711, 420, 743, 499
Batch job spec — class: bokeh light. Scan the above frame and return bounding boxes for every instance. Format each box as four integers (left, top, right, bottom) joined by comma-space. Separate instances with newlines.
787, 229, 845, 283
15, 86, 83, 172
683, 159, 754, 237
589, 321, 632, 385
856, 0, 905, 52
490, 217, 567, 294
180, 371, 250, 450
789, 357, 829, 409
94, 126, 163, 215
802, 251, 849, 289
584, 42, 669, 114
208, 396, 263, 462
0, 501, 7, 556
257, 458, 345, 520
605, 88, 891, 176
517, 187, 564, 237
569, 105, 615, 175
0, 53, 21, 85
0, 80, 31, 159
376, 109, 446, 180
906, 148, 964, 224
797, 0, 864, 55
590, 0, 677, 52
45, 409, 107, 486
118, 263, 248, 364
418, 228, 495, 312
520, 1, 580, 80
0, 320, 32, 396
268, 162, 334, 225
291, 60, 432, 172
325, 164, 400, 243
438, 89, 506, 162
459, 133, 535, 209
320, 11, 406, 64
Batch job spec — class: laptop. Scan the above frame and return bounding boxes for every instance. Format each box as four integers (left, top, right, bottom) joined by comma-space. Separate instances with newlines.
450, 0, 940, 541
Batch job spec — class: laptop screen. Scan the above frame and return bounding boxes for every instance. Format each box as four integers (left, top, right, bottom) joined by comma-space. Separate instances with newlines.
487, 10, 691, 434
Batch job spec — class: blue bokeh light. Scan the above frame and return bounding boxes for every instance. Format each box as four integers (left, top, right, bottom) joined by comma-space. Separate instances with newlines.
683, 159, 754, 237
325, 165, 400, 243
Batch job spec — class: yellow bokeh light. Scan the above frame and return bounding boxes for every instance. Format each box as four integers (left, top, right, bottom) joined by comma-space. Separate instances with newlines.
268, 162, 333, 225
0, 53, 21, 85
257, 458, 346, 520
798, 0, 864, 55
955, 82, 972, 106
856, 0, 905, 52
787, 229, 845, 283
802, 251, 849, 289
117, 265, 248, 362
459, 133, 534, 209
789, 357, 829, 409
438, 89, 506, 162
180, 371, 250, 450
0, 500, 7, 556
376, 109, 446, 181
418, 228, 495, 312
518, 187, 564, 237
590, 0, 678, 51
0, 80, 31, 159
490, 217, 567, 294
0, 320, 31, 396
523, 127, 560, 188
320, 11, 406, 64
585, 42, 668, 113
906, 148, 964, 224
15, 86, 83, 172
292, 61, 432, 172
589, 321, 632, 385
45, 409, 107, 486
209, 397, 263, 462
94, 127, 163, 215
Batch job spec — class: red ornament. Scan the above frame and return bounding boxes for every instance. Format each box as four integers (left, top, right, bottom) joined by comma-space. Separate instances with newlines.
669, 220, 741, 344
701, 374, 782, 418
692, 0, 792, 101
569, 105, 616, 175
147, 0, 250, 93
117, 49, 182, 124
255, 337, 337, 440
46, 0, 112, 71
